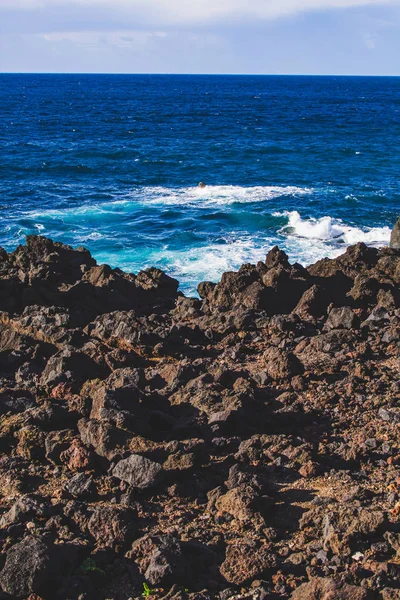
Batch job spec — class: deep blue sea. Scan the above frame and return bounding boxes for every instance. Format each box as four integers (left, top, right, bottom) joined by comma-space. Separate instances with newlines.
1, 74, 399, 295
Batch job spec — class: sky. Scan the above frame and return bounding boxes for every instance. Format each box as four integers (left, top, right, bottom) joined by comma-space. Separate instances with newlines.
0, 0, 400, 74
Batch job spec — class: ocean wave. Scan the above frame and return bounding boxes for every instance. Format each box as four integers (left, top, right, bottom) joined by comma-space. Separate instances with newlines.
24, 185, 312, 221
275, 210, 391, 245
160, 239, 269, 289
142, 185, 312, 207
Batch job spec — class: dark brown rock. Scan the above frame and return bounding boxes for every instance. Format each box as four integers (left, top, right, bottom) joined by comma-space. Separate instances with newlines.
324, 306, 359, 330
88, 505, 135, 547
0, 236, 399, 600
263, 346, 303, 380
0, 536, 62, 598
220, 540, 276, 585
112, 454, 163, 489
290, 577, 369, 599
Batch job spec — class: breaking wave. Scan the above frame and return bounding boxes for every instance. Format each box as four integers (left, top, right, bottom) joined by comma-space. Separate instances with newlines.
276, 210, 391, 245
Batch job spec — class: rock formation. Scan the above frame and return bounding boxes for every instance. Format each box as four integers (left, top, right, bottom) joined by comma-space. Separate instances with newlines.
0, 234, 400, 599
390, 217, 400, 249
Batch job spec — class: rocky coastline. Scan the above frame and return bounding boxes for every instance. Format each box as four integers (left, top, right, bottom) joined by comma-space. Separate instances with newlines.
0, 234, 400, 599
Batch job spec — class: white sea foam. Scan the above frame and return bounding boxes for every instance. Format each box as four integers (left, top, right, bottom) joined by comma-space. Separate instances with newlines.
275, 210, 391, 245
76, 231, 103, 242
141, 185, 312, 207
161, 238, 269, 287
24, 185, 312, 221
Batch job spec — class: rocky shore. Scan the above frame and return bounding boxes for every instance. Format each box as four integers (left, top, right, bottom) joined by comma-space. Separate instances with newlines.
0, 234, 400, 599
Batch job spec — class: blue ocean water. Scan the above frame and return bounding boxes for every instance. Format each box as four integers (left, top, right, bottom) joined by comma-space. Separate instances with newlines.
0, 74, 399, 295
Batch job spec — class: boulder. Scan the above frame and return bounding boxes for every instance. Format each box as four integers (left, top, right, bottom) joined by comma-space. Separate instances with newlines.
215, 485, 258, 522
324, 306, 359, 330
40, 348, 105, 388
263, 346, 303, 380
220, 539, 276, 585
45, 429, 76, 464
88, 505, 135, 547
390, 217, 400, 249
0, 495, 45, 529
293, 284, 331, 319
112, 454, 163, 489
290, 577, 369, 599
128, 534, 186, 587
0, 536, 62, 598
78, 417, 128, 460
0, 391, 36, 416
64, 473, 95, 498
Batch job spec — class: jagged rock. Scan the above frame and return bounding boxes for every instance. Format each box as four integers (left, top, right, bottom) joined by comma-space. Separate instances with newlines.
0, 536, 62, 598
163, 450, 196, 472
60, 438, 94, 471
382, 589, 400, 600
45, 429, 76, 464
88, 505, 135, 547
347, 274, 380, 307
265, 246, 290, 269
0, 495, 45, 528
290, 577, 369, 599
293, 284, 331, 319
324, 306, 359, 330
361, 305, 390, 328
78, 417, 128, 459
128, 534, 187, 587
215, 485, 259, 522
64, 473, 95, 498
15, 424, 45, 460
112, 454, 163, 489
220, 540, 276, 585
318, 508, 386, 555
390, 217, 400, 249
89, 367, 144, 422
263, 346, 303, 380
0, 236, 400, 599
40, 348, 105, 388
0, 391, 36, 415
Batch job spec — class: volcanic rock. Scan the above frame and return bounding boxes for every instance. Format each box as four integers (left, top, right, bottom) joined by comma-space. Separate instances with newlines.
0, 536, 62, 598
0, 235, 399, 599
112, 453, 163, 489
390, 217, 400, 249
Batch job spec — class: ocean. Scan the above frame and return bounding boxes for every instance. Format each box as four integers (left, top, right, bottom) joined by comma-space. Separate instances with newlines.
0, 73, 399, 295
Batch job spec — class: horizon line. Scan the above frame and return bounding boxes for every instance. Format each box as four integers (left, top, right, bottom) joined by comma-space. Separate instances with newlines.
1, 71, 400, 77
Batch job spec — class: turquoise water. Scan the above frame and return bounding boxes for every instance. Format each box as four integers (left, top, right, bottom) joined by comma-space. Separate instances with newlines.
0, 74, 399, 294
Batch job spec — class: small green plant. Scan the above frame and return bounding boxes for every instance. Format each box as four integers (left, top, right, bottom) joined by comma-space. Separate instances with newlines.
142, 582, 154, 597
80, 557, 105, 575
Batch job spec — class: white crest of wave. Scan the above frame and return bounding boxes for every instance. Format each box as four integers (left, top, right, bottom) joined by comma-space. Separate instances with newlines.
143, 185, 312, 206
25, 185, 312, 221
164, 239, 266, 282
275, 210, 391, 245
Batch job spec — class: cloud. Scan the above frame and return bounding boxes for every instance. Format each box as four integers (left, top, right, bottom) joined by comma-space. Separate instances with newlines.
42, 30, 167, 49
3, 0, 400, 29
1, 0, 400, 74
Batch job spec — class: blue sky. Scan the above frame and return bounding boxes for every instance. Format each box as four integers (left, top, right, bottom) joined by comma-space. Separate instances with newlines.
1, 0, 400, 74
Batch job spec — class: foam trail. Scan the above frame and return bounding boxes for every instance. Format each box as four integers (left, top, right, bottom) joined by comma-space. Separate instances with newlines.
161, 239, 269, 285
143, 185, 312, 207
276, 210, 391, 245
24, 185, 312, 221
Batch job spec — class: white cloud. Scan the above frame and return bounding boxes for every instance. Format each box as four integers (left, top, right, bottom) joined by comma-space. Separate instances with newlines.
2, 0, 400, 26
42, 29, 167, 48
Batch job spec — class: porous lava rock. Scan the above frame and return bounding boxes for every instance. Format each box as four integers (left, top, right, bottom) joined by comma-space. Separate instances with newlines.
0, 235, 399, 599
